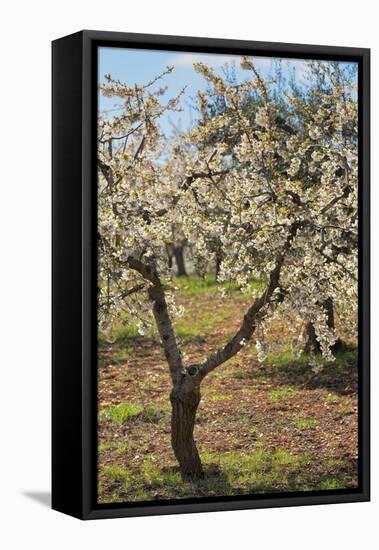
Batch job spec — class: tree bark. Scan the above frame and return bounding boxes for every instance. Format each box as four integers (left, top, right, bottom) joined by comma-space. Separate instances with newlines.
170, 375, 203, 479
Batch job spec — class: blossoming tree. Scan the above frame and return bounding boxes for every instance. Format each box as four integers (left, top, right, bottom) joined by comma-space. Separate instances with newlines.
98, 58, 358, 479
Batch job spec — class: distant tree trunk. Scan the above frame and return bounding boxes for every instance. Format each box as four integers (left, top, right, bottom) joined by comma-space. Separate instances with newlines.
167, 246, 173, 269
304, 321, 319, 353
170, 379, 203, 479
174, 245, 187, 277
304, 297, 342, 353
215, 252, 222, 280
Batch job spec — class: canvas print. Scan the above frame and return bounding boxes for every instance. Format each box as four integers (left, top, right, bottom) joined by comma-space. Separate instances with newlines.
96, 47, 359, 504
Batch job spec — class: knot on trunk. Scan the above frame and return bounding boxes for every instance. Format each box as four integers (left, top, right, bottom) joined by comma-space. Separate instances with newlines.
186, 365, 198, 377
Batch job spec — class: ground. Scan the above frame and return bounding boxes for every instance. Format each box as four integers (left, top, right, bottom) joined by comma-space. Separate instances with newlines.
97, 276, 358, 504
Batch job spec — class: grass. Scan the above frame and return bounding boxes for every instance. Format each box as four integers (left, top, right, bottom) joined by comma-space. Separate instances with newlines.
99, 402, 169, 424
325, 394, 341, 404
98, 318, 140, 345
233, 369, 254, 380
98, 315, 147, 367
98, 275, 265, 349
264, 347, 357, 371
99, 441, 151, 457
98, 448, 313, 502
210, 367, 238, 380
258, 348, 358, 395
98, 444, 356, 503
338, 401, 355, 415
174, 296, 252, 341
172, 275, 265, 341
294, 416, 319, 429
142, 404, 170, 423
98, 461, 183, 503
102, 465, 127, 482
200, 449, 308, 492
98, 346, 133, 367
269, 387, 299, 403
99, 403, 144, 424
319, 478, 347, 490
175, 305, 231, 341
209, 394, 232, 402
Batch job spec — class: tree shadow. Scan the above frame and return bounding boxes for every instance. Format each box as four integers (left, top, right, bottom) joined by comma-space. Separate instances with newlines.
98, 335, 160, 368
254, 348, 358, 396
22, 491, 51, 507
163, 454, 357, 497
163, 463, 234, 497
297, 456, 358, 492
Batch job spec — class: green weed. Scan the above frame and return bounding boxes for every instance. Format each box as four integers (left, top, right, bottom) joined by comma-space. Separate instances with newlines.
294, 416, 319, 429
99, 403, 143, 423
209, 394, 232, 402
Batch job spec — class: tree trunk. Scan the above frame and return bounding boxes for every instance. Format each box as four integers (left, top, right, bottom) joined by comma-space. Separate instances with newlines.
304, 321, 320, 353
170, 379, 203, 479
324, 296, 335, 329
215, 253, 222, 280
173, 246, 187, 277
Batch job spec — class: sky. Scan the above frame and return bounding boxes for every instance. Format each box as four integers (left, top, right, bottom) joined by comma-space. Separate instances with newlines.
98, 47, 357, 137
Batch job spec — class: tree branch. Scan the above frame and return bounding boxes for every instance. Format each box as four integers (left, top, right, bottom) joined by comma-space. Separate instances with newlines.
126, 256, 183, 384
98, 123, 144, 144
320, 186, 351, 214
119, 283, 145, 300
315, 247, 357, 281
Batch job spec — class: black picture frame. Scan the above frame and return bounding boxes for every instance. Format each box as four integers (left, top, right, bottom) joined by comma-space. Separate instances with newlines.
52, 30, 370, 520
